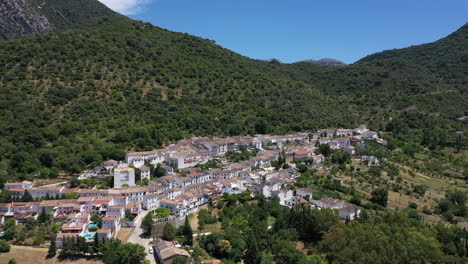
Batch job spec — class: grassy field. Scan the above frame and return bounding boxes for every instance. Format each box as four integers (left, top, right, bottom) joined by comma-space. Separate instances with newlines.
0, 246, 102, 264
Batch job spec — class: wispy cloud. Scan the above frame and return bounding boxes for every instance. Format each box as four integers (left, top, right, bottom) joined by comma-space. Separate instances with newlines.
98, 0, 152, 15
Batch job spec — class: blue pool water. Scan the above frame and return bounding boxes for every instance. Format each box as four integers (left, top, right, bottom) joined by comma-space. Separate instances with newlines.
84, 234, 94, 238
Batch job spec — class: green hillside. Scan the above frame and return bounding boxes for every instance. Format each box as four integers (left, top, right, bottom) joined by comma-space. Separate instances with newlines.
0, 16, 354, 180
0, 2, 466, 181
264, 24, 468, 133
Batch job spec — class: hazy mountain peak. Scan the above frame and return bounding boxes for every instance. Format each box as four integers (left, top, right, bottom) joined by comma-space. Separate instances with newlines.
297, 58, 347, 66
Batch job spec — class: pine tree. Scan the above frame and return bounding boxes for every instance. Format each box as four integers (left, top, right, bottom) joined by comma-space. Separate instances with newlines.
456, 132, 463, 153
47, 237, 57, 258
38, 207, 48, 223
20, 190, 33, 202
94, 232, 99, 248
142, 212, 154, 236
183, 216, 193, 246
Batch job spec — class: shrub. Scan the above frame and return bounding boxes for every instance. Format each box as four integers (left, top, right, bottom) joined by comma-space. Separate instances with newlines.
0, 240, 11, 253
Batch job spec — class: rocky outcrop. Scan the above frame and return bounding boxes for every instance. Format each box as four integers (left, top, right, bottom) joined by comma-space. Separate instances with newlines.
0, 0, 53, 40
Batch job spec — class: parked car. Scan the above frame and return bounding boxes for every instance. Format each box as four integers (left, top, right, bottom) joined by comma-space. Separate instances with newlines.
149, 247, 154, 254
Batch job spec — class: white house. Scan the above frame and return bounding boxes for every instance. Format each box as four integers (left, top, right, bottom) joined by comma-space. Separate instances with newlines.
143, 193, 167, 211
29, 186, 64, 198
138, 165, 151, 181
159, 200, 184, 215
4, 181, 33, 190
102, 216, 120, 233
113, 167, 135, 188
343, 146, 356, 155
296, 188, 313, 199
96, 228, 113, 242
274, 189, 293, 205
106, 205, 125, 218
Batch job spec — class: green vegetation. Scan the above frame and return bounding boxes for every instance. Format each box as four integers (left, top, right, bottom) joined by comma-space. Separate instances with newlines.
225, 150, 258, 162
183, 216, 193, 246
162, 223, 177, 241
61, 237, 146, 264
320, 213, 466, 264
47, 236, 57, 258
370, 188, 388, 207
155, 207, 171, 218
141, 211, 155, 236
192, 195, 468, 263
1, 215, 59, 247
0, 10, 465, 183
0, 240, 11, 253
435, 190, 467, 222
0, 14, 368, 182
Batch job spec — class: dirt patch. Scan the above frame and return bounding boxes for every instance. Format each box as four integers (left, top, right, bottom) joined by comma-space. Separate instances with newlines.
116, 227, 134, 242
0, 245, 103, 264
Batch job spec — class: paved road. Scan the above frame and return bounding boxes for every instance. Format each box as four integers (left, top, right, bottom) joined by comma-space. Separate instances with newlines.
127, 210, 157, 264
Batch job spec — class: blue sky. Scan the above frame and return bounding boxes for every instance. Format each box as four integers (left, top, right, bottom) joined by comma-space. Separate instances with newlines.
99, 0, 468, 63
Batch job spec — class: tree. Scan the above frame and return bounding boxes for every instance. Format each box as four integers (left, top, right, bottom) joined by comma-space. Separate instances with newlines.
319, 213, 449, 264
155, 207, 171, 218
371, 188, 388, 207
153, 163, 166, 178
318, 144, 331, 157
3, 218, 16, 240
172, 256, 188, 264
91, 214, 102, 228
455, 132, 463, 153
103, 240, 147, 264
38, 207, 48, 223
8, 259, 16, 264
183, 216, 193, 246
0, 240, 10, 252
0, 190, 12, 203
20, 190, 33, 202
141, 212, 154, 236
162, 223, 176, 241
47, 237, 57, 258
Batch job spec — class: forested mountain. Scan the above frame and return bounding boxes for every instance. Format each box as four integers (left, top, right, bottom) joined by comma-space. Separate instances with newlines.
0, 0, 117, 39
265, 24, 468, 126
0, 16, 354, 179
0, 0, 466, 182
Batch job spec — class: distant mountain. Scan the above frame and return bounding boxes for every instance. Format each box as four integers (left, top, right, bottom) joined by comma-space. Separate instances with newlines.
298, 58, 347, 66
259, 58, 346, 66
0, 0, 117, 40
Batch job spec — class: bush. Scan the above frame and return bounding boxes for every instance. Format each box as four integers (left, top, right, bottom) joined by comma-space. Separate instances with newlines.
408, 202, 418, 209
0, 240, 11, 252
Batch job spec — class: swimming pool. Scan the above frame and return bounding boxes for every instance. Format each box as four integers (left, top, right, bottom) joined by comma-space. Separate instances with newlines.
84, 234, 94, 238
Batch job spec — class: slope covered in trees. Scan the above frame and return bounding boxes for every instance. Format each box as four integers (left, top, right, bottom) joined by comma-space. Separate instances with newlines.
267, 24, 468, 126
0, 16, 352, 181
0, 0, 466, 182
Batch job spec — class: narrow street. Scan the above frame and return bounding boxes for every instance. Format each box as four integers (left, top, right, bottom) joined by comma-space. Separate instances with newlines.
127, 210, 157, 264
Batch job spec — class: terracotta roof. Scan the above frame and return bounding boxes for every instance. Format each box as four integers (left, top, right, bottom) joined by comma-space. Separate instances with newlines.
160, 199, 181, 205
294, 150, 309, 155
102, 216, 118, 221
9, 188, 25, 192
97, 228, 112, 233
202, 260, 221, 264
